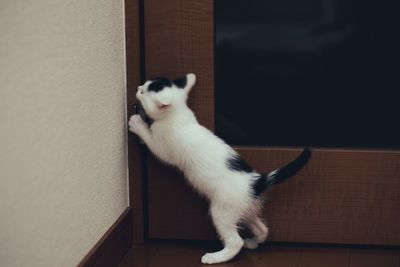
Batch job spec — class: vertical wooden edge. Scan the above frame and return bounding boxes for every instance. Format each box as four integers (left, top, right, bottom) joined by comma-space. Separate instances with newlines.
78, 208, 133, 267
144, 0, 215, 130
144, 0, 215, 239
128, 139, 145, 244
125, 0, 145, 243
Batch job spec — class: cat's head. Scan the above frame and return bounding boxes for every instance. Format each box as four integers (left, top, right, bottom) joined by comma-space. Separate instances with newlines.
136, 73, 196, 120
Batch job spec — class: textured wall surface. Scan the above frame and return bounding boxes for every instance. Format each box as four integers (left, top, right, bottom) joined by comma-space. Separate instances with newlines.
0, 0, 128, 266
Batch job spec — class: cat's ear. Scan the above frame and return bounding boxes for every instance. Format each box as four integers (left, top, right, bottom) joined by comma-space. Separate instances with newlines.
185, 73, 196, 92
173, 73, 196, 93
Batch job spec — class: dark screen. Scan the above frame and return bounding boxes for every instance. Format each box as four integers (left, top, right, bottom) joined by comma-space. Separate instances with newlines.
215, 0, 400, 148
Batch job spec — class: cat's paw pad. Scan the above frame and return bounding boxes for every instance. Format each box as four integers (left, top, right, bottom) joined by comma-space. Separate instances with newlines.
129, 114, 145, 133
244, 238, 259, 249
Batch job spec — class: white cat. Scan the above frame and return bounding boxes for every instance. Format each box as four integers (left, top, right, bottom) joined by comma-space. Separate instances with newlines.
129, 73, 311, 264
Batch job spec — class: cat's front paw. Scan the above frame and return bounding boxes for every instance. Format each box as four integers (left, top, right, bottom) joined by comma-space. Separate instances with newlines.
129, 114, 146, 135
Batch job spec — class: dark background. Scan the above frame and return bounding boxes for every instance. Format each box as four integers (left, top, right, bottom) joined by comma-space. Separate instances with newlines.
215, 0, 400, 148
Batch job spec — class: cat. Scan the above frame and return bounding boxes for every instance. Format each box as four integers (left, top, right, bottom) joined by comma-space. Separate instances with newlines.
129, 73, 311, 264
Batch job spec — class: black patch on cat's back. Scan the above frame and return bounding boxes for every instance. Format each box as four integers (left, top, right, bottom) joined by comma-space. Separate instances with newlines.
227, 155, 253, 173
173, 76, 187, 88
148, 77, 172, 92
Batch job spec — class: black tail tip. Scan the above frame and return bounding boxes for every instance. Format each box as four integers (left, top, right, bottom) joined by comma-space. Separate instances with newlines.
300, 148, 312, 163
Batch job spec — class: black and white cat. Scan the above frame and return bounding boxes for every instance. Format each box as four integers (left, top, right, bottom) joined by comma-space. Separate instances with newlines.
129, 73, 311, 264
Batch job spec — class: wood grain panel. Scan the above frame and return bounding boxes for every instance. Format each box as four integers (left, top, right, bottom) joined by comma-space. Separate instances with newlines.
125, 0, 145, 243
144, 0, 215, 241
144, 0, 214, 129
239, 148, 400, 245
298, 248, 350, 267
143, 0, 400, 246
349, 249, 399, 267
248, 247, 302, 267
148, 147, 400, 244
147, 156, 216, 240
120, 242, 400, 267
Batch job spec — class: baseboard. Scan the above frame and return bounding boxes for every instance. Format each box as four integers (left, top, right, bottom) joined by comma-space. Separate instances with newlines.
78, 208, 133, 267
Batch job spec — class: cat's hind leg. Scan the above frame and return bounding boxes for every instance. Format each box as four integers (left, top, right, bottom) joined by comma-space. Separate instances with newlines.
243, 216, 269, 249
201, 205, 244, 264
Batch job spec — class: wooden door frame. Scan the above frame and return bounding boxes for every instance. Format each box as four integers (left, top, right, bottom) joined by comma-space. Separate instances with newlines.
127, 0, 400, 245
125, 0, 216, 243
125, 0, 146, 243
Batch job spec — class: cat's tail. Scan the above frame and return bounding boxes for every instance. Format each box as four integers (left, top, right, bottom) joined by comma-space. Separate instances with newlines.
254, 148, 311, 195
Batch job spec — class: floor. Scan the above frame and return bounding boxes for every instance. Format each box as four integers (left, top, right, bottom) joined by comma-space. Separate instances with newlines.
119, 241, 400, 267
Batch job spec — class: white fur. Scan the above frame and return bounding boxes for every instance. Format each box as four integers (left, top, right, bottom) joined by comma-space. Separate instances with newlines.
129, 73, 269, 264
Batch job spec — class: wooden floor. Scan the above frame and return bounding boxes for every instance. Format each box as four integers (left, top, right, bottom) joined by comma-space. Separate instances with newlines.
119, 241, 400, 267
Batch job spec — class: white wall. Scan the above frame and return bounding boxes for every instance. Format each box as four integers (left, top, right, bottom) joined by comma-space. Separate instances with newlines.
0, 0, 128, 266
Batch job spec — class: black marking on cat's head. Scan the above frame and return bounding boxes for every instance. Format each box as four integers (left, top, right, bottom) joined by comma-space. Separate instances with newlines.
226, 155, 253, 173
173, 76, 187, 88
148, 77, 172, 92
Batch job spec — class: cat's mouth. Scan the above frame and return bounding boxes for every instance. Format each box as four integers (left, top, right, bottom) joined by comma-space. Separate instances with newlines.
133, 100, 154, 125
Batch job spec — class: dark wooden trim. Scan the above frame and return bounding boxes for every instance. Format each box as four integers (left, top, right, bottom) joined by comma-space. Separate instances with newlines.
125, 0, 146, 243
78, 208, 133, 267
